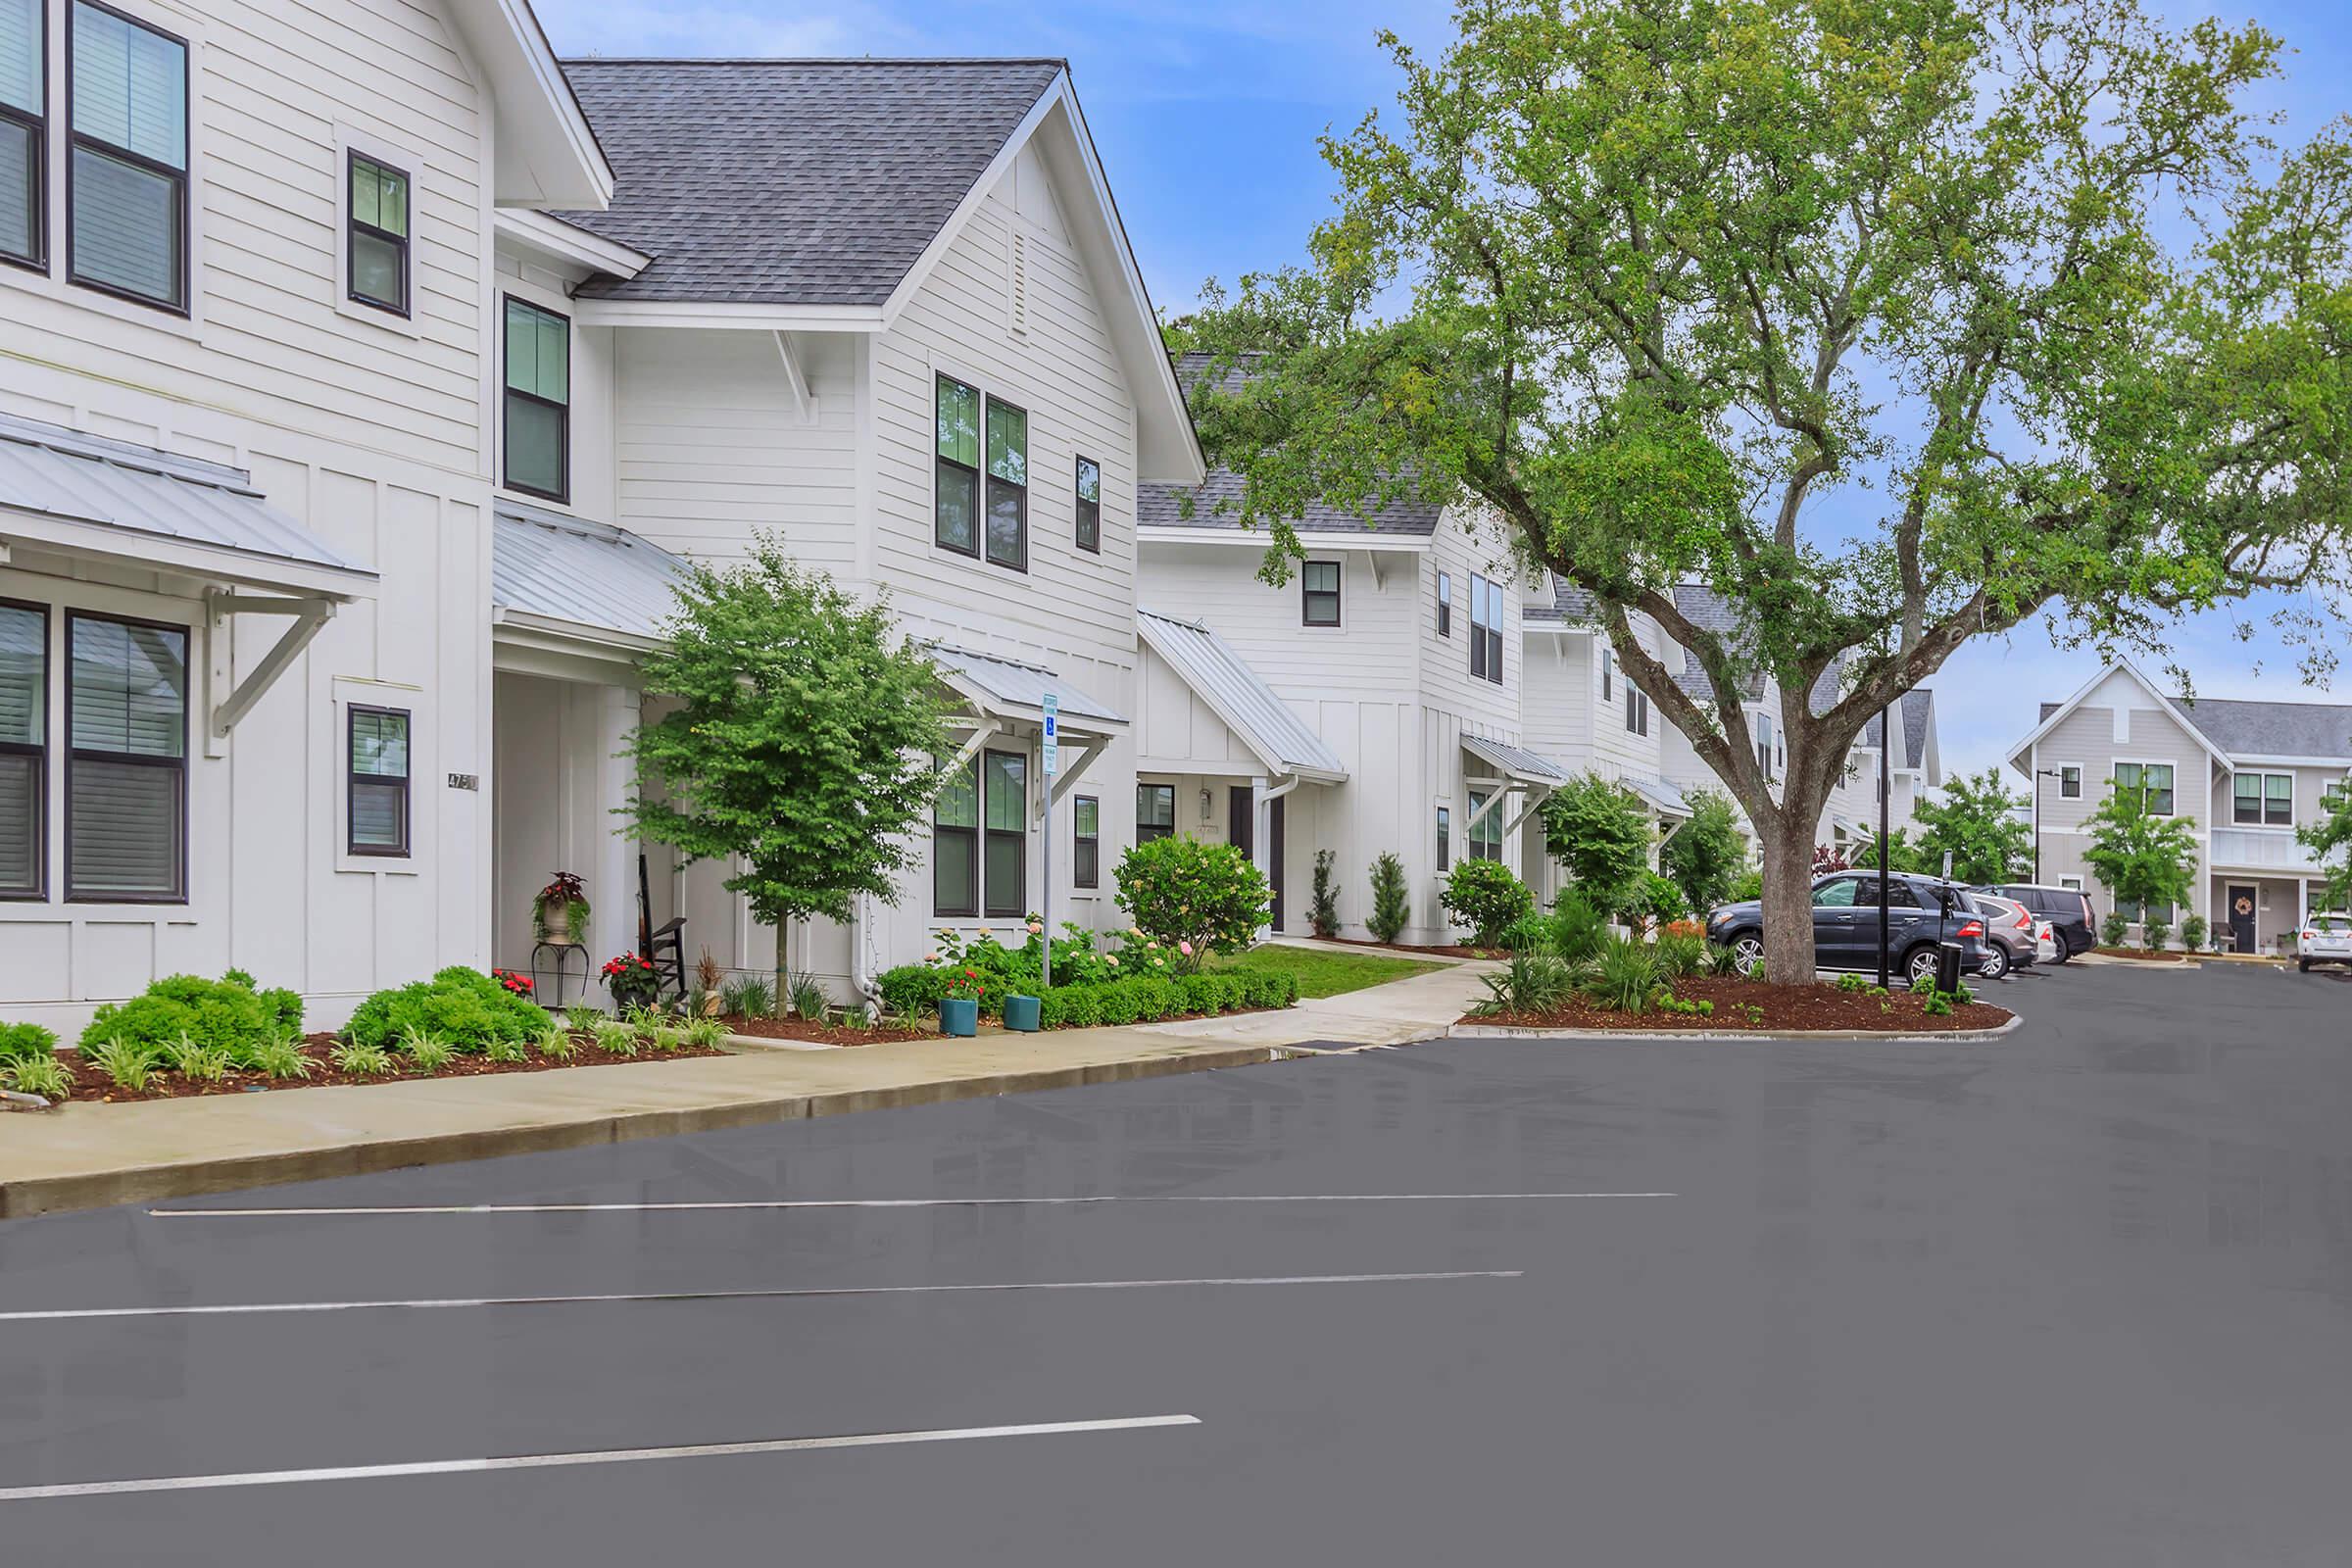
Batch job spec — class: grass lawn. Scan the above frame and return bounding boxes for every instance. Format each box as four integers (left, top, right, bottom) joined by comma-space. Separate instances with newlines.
1208, 944, 1446, 1000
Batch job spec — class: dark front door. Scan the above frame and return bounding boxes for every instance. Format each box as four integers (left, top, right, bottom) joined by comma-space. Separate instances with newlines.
2228, 885, 2257, 953
1268, 797, 1286, 932
1228, 786, 1253, 861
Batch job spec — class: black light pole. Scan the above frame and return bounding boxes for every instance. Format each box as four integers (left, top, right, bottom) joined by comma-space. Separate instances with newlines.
1877, 701, 1892, 988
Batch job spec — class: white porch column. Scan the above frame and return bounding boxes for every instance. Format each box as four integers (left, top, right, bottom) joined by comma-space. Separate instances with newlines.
1251, 773, 1271, 942
587, 682, 641, 969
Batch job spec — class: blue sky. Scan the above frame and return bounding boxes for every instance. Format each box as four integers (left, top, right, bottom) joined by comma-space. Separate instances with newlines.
536, 0, 2352, 788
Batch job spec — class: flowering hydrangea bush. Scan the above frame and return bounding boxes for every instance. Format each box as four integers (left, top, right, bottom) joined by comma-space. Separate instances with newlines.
1113, 837, 1270, 975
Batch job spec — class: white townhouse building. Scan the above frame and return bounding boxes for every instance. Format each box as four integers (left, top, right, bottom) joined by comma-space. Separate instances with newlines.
2007, 662, 2352, 951
482, 59, 1200, 1002
0, 0, 611, 1033
1135, 403, 1656, 945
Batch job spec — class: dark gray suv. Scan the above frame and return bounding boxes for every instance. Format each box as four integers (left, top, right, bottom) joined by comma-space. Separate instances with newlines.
1706, 871, 1991, 987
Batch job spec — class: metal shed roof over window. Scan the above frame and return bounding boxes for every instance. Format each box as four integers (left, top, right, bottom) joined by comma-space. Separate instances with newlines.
1137, 609, 1344, 784
1622, 775, 1692, 820
1461, 734, 1572, 788
0, 414, 375, 598
491, 503, 690, 649
924, 643, 1125, 733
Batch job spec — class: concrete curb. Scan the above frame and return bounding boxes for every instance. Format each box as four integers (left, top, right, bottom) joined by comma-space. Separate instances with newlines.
0, 1044, 1281, 1221
1447, 1012, 2024, 1045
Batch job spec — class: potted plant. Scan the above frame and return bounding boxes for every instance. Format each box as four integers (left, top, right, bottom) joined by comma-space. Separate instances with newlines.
1003, 918, 1045, 1032
535, 871, 590, 947
601, 951, 662, 1011
939, 966, 983, 1037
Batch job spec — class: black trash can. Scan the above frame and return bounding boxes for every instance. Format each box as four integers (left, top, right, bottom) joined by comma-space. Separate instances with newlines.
1936, 941, 1965, 994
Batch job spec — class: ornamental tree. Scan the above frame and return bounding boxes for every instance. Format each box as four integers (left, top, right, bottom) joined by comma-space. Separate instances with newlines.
1540, 772, 1653, 913
1913, 769, 2034, 885
1174, 0, 2352, 980
2082, 779, 2198, 927
626, 537, 947, 1005
1660, 786, 1745, 915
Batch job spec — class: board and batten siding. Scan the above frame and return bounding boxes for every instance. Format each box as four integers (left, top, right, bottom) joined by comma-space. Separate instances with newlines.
0, 0, 500, 1030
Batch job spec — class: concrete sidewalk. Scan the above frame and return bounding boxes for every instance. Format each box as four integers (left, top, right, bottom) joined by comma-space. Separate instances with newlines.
0, 958, 1494, 1219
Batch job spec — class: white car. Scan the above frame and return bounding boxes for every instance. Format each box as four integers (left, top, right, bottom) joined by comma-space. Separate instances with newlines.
2034, 918, 2058, 964
2298, 913, 2352, 973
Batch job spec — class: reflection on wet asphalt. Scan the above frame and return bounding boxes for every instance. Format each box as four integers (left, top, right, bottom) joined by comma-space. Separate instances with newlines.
4, 959, 2351, 1564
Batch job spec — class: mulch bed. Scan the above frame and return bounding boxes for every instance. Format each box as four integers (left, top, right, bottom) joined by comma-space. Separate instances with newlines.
2090, 948, 2192, 963
52, 1031, 728, 1104
1469, 976, 2013, 1035
718, 1013, 940, 1046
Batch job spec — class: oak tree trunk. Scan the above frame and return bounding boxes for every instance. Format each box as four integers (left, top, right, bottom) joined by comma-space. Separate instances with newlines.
1757, 812, 1819, 985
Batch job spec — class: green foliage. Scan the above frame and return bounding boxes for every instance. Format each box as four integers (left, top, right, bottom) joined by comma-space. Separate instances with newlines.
79, 972, 281, 1055
563, 1003, 605, 1032
1174, 0, 2352, 980
787, 978, 830, 1022
1309, 848, 1342, 938
647, 1025, 686, 1054
1031, 968, 1294, 1030
536, 1022, 579, 1061
1540, 774, 1652, 916
2101, 911, 2130, 948
1554, 892, 1610, 963
3, 1052, 74, 1099
876, 963, 945, 1018
0, 1021, 59, 1064
398, 1029, 457, 1072
2142, 918, 2171, 954
164, 1032, 231, 1083
1850, 830, 1928, 876
1628, 872, 1690, 932
1838, 972, 1871, 994
81, 1036, 151, 1090
592, 1019, 640, 1056
484, 1036, 529, 1064
719, 977, 774, 1018
2082, 781, 2199, 929
1585, 938, 1663, 1014
1366, 852, 1410, 944
1473, 953, 1577, 1016
1728, 870, 1764, 903
683, 1017, 728, 1050
1114, 837, 1272, 972
1655, 995, 1715, 1018
2181, 913, 2211, 952
1440, 858, 1534, 947
346, 967, 547, 1054
1913, 770, 2034, 885
1653, 932, 1707, 979
1661, 788, 1745, 915
2300, 785, 2352, 914
246, 1035, 314, 1080
625, 537, 948, 998
1706, 942, 1746, 978
331, 1041, 394, 1077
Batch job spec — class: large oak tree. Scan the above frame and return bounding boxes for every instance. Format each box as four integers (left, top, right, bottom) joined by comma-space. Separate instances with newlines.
1174, 0, 2352, 979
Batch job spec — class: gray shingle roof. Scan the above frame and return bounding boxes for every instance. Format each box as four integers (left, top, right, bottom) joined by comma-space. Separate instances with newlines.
1520, 575, 1597, 624
556, 60, 1062, 306
2165, 696, 2352, 760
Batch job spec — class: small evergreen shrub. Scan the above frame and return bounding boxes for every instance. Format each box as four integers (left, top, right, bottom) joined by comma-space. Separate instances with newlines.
2180, 913, 2210, 951
2100, 911, 2129, 948
1309, 849, 1342, 938
1367, 852, 1410, 944
1442, 859, 1534, 947
2142, 918, 2171, 953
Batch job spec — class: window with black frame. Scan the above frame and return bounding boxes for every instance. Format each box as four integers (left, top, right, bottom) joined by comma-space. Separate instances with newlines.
1436, 571, 1451, 637
1625, 684, 1649, 736
932, 755, 978, 917
1075, 456, 1101, 553
1073, 794, 1099, 888
347, 705, 411, 857
983, 749, 1026, 915
503, 297, 569, 500
68, 1, 188, 311
2115, 760, 2174, 815
1136, 782, 1175, 842
0, 0, 45, 270
65, 612, 185, 902
1435, 804, 1449, 868
347, 151, 410, 315
0, 600, 44, 898
1300, 561, 1340, 626
2232, 771, 2293, 826
935, 374, 980, 557
1466, 792, 1502, 860
985, 401, 1027, 569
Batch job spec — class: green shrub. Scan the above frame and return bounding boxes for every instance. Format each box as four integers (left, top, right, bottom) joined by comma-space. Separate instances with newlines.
788, 977, 831, 1021
1837, 972, 1870, 994
80, 972, 279, 1055
2142, 918, 2171, 953
3, 1053, 74, 1099
1585, 938, 1663, 1013
331, 1041, 394, 1076
165, 1032, 232, 1083
1096, 983, 1144, 1027
1441, 859, 1534, 947
1474, 953, 1576, 1016
1114, 836, 1271, 972
683, 1017, 728, 1050
592, 1019, 640, 1056
1181, 974, 1224, 1015
1554, 892, 1609, 962
0, 1022, 60, 1063
537, 1022, 579, 1061
1729, 870, 1764, 902
2181, 913, 2210, 951
1707, 942, 1745, 977
878, 963, 946, 1018
1128, 977, 1178, 1020
1627, 872, 1691, 933
345, 967, 545, 1054
2100, 911, 2128, 948
399, 1029, 457, 1072
84, 1036, 155, 1090
1653, 931, 1707, 978
720, 976, 775, 1017
1309, 848, 1342, 938
246, 1035, 314, 1079
1367, 851, 1410, 944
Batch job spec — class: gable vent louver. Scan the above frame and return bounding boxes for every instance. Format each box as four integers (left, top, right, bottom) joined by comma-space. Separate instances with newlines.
1008, 229, 1030, 340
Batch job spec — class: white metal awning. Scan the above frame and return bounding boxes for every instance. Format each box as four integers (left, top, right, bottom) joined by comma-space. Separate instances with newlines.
1461, 734, 1572, 788
491, 503, 690, 658
1136, 609, 1344, 786
924, 643, 1126, 735
1624, 775, 1692, 820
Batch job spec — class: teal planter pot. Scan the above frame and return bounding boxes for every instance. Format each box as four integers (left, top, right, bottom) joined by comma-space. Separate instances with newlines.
1002, 994, 1042, 1032
939, 997, 978, 1037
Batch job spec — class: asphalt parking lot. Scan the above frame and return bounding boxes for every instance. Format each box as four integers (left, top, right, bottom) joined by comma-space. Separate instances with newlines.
5, 957, 2352, 1565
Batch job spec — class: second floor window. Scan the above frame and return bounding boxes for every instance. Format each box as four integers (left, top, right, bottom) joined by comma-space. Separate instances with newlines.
1074, 456, 1101, 553
0, 0, 43, 269
503, 297, 569, 501
1600, 648, 1613, 700
2114, 760, 2174, 815
1436, 571, 1451, 637
2060, 764, 2081, 798
1626, 685, 1649, 737
1754, 711, 1778, 779
1300, 560, 1341, 626
2232, 771, 2292, 827
347, 152, 409, 315
1468, 575, 1502, 683
69, 0, 188, 312
984, 401, 1027, 569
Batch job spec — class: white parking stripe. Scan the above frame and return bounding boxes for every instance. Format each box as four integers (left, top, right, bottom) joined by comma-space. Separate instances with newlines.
148, 1193, 1673, 1218
0, 1414, 1201, 1502
0, 1270, 1523, 1323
